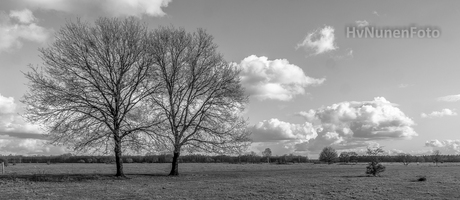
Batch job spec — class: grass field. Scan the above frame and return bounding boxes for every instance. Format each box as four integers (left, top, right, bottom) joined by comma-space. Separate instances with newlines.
1, 162, 459, 199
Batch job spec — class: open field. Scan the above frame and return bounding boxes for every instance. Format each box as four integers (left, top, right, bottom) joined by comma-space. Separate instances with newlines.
1, 162, 460, 199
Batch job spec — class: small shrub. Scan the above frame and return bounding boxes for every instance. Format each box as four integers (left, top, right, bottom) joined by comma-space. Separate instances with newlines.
365, 147, 386, 176
77, 159, 86, 163
125, 158, 133, 163
366, 161, 386, 176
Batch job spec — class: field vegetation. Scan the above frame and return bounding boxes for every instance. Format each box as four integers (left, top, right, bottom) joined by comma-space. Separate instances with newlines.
1, 162, 460, 199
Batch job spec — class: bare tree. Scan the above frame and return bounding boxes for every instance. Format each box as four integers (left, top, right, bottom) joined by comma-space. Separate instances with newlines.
366, 146, 386, 176
262, 148, 272, 163
22, 17, 160, 177
319, 146, 338, 164
397, 153, 412, 166
432, 150, 442, 166
146, 26, 251, 176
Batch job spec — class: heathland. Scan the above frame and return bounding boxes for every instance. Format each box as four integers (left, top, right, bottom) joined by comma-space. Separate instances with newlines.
1, 162, 459, 199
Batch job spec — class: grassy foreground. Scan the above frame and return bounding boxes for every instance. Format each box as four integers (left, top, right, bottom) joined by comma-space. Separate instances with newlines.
1, 162, 459, 199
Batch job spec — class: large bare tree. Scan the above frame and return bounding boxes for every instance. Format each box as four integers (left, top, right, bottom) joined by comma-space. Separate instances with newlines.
147, 27, 251, 175
22, 17, 160, 177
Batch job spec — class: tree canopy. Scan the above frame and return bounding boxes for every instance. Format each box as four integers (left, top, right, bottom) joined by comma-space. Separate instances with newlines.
22, 17, 161, 177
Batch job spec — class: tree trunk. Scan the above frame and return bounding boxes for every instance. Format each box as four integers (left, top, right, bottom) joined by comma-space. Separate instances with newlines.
114, 140, 124, 177
169, 149, 180, 176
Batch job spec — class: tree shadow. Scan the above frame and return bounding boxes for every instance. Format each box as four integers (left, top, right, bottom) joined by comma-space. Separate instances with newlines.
340, 175, 373, 178
0, 173, 170, 182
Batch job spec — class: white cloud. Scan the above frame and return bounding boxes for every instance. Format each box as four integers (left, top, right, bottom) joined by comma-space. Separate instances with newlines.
250, 118, 317, 142
0, 135, 66, 155
437, 94, 460, 102
296, 25, 338, 55
9, 9, 36, 23
355, 20, 369, 27
0, 94, 16, 114
236, 55, 325, 101
0, 94, 65, 155
19, 0, 171, 18
398, 83, 410, 88
297, 97, 417, 152
0, 93, 44, 139
425, 139, 460, 154
0, 9, 51, 52
421, 108, 457, 118
251, 97, 417, 155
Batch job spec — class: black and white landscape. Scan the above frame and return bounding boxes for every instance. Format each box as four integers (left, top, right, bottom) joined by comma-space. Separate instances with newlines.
1, 1, 460, 199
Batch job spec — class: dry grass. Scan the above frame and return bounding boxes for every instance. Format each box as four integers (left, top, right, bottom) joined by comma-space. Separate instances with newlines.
1, 162, 460, 199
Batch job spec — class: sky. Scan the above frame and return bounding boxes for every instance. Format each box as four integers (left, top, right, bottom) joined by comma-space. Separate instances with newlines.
1, 0, 460, 157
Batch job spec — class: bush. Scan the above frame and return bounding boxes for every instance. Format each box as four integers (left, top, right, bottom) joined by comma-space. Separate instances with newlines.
77, 159, 86, 163
125, 158, 133, 163
366, 161, 386, 176
365, 147, 386, 176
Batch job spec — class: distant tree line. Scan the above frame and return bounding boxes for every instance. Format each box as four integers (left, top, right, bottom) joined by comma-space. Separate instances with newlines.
333, 153, 458, 164
1, 152, 458, 166
0, 153, 309, 165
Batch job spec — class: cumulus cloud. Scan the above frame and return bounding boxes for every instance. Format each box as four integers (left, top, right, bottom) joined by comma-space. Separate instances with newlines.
17, 0, 171, 18
236, 55, 325, 101
297, 97, 417, 152
251, 97, 416, 155
250, 118, 317, 142
355, 20, 369, 27
296, 25, 337, 55
0, 93, 44, 138
0, 94, 65, 155
425, 139, 460, 154
421, 109, 457, 118
0, 135, 66, 155
437, 94, 460, 102
0, 9, 51, 52
9, 9, 36, 23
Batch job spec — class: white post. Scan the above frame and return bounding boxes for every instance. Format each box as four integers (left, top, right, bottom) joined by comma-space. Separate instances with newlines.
1, 162, 4, 175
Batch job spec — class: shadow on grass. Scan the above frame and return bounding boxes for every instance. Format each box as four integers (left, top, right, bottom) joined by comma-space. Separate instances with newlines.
340, 175, 374, 178
0, 173, 169, 182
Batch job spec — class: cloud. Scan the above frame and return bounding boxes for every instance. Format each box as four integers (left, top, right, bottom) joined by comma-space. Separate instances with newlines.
425, 139, 460, 154
9, 9, 36, 23
0, 9, 52, 52
296, 25, 338, 55
236, 55, 325, 101
251, 97, 416, 155
355, 20, 369, 27
421, 109, 457, 118
0, 94, 63, 155
0, 135, 66, 155
250, 118, 317, 142
297, 97, 417, 152
0, 94, 16, 114
398, 83, 410, 88
0, 93, 45, 139
17, 0, 171, 18
437, 94, 460, 102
